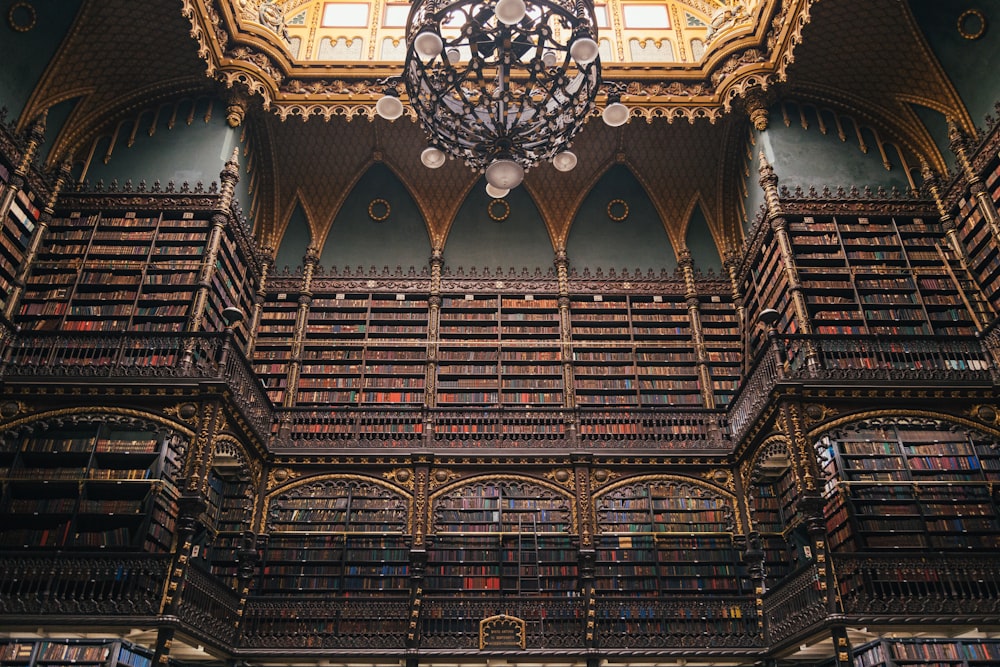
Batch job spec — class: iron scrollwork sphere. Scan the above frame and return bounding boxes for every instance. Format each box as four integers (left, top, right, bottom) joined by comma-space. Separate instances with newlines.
403, 0, 601, 179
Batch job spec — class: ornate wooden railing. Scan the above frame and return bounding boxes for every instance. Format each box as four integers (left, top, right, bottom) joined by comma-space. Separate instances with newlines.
834, 553, 1000, 619
0, 331, 272, 442
594, 595, 761, 649
761, 562, 828, 645
273, 406, 731, 451
419, 595, 586, 649
240, 596, 411, 649
176, 563, 242, 646
729, 334, 998, 441
0, 552, 170, 616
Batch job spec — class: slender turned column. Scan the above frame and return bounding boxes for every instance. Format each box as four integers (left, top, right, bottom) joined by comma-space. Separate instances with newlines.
722, 247, 749, 374
950, 121, 1000, 242
245, 245, 274, 355
0, 113, 45, 226
758, 153, 818, 370
188, 149, 240, 334
921, 161, 991, 331
555, 249, 579, 445
284, 246, 318, 409
570, 452, 596, 647
678, 248, 715, 409
407, 454, 432, 647
425, 249, 443, 412
4, 160, 71, 322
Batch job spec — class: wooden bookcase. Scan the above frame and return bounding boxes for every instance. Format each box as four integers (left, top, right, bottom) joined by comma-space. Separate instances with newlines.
0, 640, 151, 667
750, 458, 804, 583
0, 157, 41, 315
594, 479, 744, 595
822, 421, 1000, 552
854, 638, 1000, 666
427, 480, 576, 596
0, 422, 181, 552
19, 208, 258, 342
787, 215, 983, 337
259, 479, 410, 596
955, 152, 1000, 311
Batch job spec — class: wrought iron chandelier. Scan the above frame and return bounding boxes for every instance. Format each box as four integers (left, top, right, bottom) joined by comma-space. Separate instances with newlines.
376, 0, 629, 196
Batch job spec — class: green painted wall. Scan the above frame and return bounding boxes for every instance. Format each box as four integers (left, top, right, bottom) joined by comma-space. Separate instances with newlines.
0, 0, 83, 121
685, 204, 722, 273
912, 103, 958, 174
567, 164, 676, 272
445, 181, 553, 272
753, 104, 910, 199
909, 0, 1000, 127
320, 163, 430, 272
84, 100, 240, 189
275, 204, 312, 272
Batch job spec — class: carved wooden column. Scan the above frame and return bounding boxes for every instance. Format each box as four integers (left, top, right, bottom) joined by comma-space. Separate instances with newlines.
408, 453, 432, 648
571, 452, 596, 648
425, 249, 443, 412
679, 248, 716, 408
0, 113, 45, 225
188, 148, 240, 334
245, 245, 274, 355
920, 161, 991, 331
950, 121, 1000, 242
723, 247, 749, 374
283, 246, 318, 409
3, 160, 71, 322
555, 249, 579, 447
758, 153, 818, 371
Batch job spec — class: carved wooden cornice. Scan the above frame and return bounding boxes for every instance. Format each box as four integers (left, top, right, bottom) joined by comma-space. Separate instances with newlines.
182, 0, 815, 121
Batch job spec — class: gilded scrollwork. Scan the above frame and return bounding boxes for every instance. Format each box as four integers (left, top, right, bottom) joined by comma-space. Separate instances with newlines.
543, 468, 577, 491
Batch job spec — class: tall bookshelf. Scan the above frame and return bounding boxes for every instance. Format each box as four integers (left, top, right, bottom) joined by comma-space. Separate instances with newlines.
954, 151, 1000, 310
787, 215, 984, 337
437, 294, 500, 406
749, 454, 806, 583
19, 207, 258, 339
427, 480, 576, 596
259, 479, 410, 596
594, 479, 744, 595
821, 419, 1000, 552
0, 640, 152, 667
0, 421, 182, 552
0, 158, 41, 315
854, 638, 1000, 666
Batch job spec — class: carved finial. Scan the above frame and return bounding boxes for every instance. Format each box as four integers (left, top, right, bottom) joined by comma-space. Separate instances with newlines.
226, 91, 248, 128
744, 87, 769, 131
218, 147, 241, 210
677, 247, 693, 268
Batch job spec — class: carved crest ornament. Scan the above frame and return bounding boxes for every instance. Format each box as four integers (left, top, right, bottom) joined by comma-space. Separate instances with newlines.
181, 0, 816, 123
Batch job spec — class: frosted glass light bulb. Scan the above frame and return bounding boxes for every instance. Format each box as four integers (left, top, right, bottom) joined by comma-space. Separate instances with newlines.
602, 101, 629, 127
495, 0, 526, 25
375, 95, 404, 120
414, 31, 443, 59
485, 159, 524, 189
485, 183, 510, 198
570, 36, 599, 65
552, 151, 577, 172
421, 147, 447, 168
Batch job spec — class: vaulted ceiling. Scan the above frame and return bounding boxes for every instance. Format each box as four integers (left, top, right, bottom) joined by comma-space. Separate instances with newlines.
15, 0, 972, 260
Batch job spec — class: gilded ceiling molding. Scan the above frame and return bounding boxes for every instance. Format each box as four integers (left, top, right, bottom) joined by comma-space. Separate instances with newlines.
183, 0, 815, 122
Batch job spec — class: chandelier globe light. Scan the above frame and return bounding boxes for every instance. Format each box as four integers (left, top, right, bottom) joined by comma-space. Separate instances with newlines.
378, 0, 628, 191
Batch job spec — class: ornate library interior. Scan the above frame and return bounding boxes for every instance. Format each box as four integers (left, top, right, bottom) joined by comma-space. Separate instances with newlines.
1, 0, 1000, 665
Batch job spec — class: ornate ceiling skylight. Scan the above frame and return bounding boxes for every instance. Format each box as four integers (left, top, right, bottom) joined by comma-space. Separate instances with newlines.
184, 0, 811, 122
